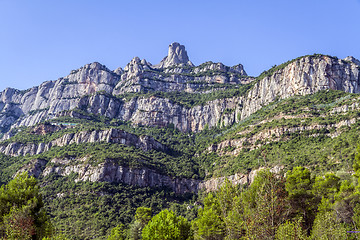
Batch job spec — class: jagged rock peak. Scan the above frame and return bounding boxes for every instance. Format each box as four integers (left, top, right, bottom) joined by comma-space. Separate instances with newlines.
344, 56, 360, 66
74, 62, 111, 73
156, 42, 194, 68
124, 57, 151, 72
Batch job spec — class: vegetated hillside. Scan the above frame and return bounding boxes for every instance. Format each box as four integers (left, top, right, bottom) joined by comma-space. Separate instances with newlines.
0, 43, 360, 239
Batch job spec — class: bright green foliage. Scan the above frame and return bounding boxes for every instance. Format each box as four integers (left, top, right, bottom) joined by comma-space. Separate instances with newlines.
192, 193, 224, 240
286, 167, 313, 198
286, 167, 317, 231
128, 207, 152, 240
142, 209, 192, 240
40, 175, 194, 240
0, 172, 52, 239
242, 170, 288, 239
42, 234, 69, 239
312, 173, 340, 199
222, 196, 245, 239
107, 223, 126, 240
312, 172, 341, 213
275, 218, 308, 240
216, 179, 244, 239
128, 221, 143, 240
310, 211, 347, 240
335, 179, 355, 201
352, 145, 360, 174
135, 207, 152, 225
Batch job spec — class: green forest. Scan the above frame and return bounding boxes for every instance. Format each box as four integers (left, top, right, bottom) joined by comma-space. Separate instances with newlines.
1, 88, 360, 239
3, 153, 360, 239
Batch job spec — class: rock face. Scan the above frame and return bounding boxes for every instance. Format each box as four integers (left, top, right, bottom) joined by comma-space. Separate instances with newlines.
0, 43, 249, 133
15, 158, 48, 178
41, 157, 200, 194
156, 42, 194, 68
345, 56, 360, 66
74, 95, 242, 132
208, 117, 358, 156
240, 55, 360, 119
1, 46, 360, 194
199, 165, 284, 192
0, 128, 166, 157
0, 54, 358, 134
18, 155, 283, 194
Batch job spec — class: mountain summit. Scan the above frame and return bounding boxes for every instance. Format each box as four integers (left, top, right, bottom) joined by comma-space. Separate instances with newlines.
156, 42, 194, 68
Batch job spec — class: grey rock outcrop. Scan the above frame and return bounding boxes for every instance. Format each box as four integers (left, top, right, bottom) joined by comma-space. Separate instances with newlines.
15, 158, 48, 178
344, 56, 360, 66
199, 165, 284, 192
0, 43, 250, 133
240, 55, 360, 119
42, 157, 200, 194
35, 155, 283, 193
75, 94, 242, 132
156, 42, 194, 68
0, 128, 166, 157
0, 51, 359, 136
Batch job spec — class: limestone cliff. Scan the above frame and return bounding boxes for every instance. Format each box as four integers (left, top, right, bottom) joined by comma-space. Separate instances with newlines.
156, 42, 194, 68
18, 156, 283, 194
0, 43, 248, 133
240, 55, 360, 119
0, 127, 166, 157
1, 53, 358, 134
2, 46, 360, 194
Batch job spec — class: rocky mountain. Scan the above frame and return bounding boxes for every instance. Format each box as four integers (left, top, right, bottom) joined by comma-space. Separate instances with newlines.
0, 126, 166, 157
0, 42, 249, 134
156, 42, 194, 68
1, 43, 360, 239
0, 51, 358, 136
241, 55, 360, 119
1, 43, 360, 181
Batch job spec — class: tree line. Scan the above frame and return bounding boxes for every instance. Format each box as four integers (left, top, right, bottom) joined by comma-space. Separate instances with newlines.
3, 146, 360, 239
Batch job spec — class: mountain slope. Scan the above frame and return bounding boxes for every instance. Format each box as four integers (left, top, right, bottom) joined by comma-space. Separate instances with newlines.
1, 43, 360, 239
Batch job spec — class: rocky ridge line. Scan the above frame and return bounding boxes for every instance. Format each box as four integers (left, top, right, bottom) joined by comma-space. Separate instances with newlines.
18, 157, 283, 194
209, 118, 357, 156
0, 127, 166, 157
0, 49, 359, 135
0, 43, 248, 133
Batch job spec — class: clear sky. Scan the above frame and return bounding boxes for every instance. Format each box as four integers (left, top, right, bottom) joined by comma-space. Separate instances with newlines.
0, 0, 359, 91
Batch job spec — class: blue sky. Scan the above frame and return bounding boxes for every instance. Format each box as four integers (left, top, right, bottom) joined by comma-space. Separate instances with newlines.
0, 0, 359, 91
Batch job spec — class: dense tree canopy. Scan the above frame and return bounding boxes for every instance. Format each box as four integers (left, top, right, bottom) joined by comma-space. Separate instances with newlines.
0, 172, 52, 239
141, 209, 192, 240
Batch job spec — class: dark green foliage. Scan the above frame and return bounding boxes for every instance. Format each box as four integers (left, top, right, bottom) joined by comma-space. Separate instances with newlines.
2, 76, 360, 239
0, 172, 52, 239
199, 90, 360, 177
310, 211, 347, 239
189, 166, 360, 240
127, 207, 152, 240
286, 167, 317, 232
40, 174, 195, 240
275, 218, 308, 240
141, 209, 192, 240
107, 223, 126, 240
